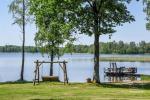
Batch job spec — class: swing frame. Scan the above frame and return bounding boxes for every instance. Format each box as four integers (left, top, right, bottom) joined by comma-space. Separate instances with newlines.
33, 60, 68, 86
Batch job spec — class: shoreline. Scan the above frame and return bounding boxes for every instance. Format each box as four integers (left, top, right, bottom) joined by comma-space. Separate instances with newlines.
100, 57, 150, 62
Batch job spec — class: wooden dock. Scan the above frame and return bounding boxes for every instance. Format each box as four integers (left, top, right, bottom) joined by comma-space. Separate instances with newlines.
104, 62, 139, 76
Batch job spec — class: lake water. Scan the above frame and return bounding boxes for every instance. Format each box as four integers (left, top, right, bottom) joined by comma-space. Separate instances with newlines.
0, 53, 150, 83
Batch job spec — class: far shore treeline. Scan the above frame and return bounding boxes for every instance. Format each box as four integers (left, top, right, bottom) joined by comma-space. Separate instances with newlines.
0, 41, 150, 54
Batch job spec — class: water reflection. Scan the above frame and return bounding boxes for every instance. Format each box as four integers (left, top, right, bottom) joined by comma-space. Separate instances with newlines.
104, 75, 140, 83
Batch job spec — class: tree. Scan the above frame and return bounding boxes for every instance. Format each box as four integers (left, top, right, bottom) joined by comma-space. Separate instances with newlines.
9, 0, 30, 81
29, 0, 75, 76
57, 0, 135, 83
139, 41, 146, 53
126, 42, 138, 54
144, 0, 150, 30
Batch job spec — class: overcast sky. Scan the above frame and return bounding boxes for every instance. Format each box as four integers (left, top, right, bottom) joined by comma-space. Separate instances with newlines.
0, 0, 150, 46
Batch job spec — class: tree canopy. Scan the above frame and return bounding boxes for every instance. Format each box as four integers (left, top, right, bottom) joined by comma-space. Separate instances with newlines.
29, 0, 75, 57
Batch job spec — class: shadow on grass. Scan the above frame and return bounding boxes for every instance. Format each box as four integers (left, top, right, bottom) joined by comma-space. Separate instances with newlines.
30, 97, 83, 100
98, 82, 150, 90
30, 99, 64, 100
0, 80, 150, 90
0, 80, 33, 85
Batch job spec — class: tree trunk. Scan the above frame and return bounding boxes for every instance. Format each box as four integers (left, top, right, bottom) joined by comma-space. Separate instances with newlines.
50, 42, 54, 76
93, 12, 100, 83
93, 33, 100, 83
20, 0, 25, 81
50, 50, 54, 76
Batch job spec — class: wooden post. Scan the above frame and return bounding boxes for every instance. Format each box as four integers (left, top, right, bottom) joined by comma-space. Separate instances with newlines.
112, 63, 114, 72
34, 60, 38, 86
37, 60, 40, 83
62, 62, 65, 84
63, 61, 68, 84
33, 61, 37, 86
110, 62, 111, 68
33, 60, 40, 85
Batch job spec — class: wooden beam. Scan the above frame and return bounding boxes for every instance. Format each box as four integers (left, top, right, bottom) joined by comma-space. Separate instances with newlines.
59, 63, 65, 71
34, 61, 68, 64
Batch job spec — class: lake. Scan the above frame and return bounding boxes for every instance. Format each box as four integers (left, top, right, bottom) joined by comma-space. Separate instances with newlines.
0, 53, 150, 83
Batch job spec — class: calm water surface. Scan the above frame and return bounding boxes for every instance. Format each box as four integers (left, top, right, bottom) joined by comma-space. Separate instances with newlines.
0, 53, 150, 82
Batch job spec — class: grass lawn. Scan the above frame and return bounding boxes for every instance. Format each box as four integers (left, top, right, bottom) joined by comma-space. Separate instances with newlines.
0, 82, 150, 100
141, 75, 150, 81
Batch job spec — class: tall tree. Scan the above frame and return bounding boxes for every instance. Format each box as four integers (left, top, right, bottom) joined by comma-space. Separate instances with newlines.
29, 0, 75, 76
57, 0, 135, 83
9, 0, 30, 81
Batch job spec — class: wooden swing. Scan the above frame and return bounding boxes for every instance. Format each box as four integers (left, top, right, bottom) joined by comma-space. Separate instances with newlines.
33, 60, 68, 86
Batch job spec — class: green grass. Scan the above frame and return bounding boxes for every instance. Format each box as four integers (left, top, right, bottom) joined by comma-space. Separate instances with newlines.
0, 82, 150, 100
100, 57, 150, 62
141, 75, 150, 81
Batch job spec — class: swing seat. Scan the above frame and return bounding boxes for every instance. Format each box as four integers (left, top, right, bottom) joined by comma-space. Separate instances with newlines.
42, 76, 60, 82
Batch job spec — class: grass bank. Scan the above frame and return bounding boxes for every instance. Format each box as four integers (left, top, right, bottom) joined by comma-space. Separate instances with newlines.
100, 57, 150, 62
0, 82, 150, 100
141, 75, 150, 81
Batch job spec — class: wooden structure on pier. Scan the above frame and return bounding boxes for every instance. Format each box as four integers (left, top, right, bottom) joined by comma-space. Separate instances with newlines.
106, 76, 138, 83
104, 62, 138, 76
33, 60, 68, 85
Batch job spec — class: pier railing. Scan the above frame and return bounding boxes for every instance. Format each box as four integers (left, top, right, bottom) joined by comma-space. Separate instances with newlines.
104, 67, 137, 74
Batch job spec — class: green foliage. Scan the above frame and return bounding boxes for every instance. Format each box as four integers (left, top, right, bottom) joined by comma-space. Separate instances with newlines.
144, 0, 150, 30
101, 41, 150, 54
0, 45, 38, 53
9, 0, 30, 26
65, 41, 150, 54
141, 75, 150, 81
58, 0, 135, 36
29, 0, 75, 58
0, 41, 150, 54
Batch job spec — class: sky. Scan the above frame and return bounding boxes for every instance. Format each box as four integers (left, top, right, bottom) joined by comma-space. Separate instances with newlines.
0, 0, 150, 46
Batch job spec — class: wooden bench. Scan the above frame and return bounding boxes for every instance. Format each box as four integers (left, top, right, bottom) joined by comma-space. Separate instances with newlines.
42, 76, 60, 82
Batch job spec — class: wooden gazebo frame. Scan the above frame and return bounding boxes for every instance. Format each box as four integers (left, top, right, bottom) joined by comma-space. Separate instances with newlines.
33, 60, 68, 85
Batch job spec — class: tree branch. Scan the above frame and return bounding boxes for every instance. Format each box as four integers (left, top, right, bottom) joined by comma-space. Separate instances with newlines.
98, 0, 104, 13
86, 0, 93, 8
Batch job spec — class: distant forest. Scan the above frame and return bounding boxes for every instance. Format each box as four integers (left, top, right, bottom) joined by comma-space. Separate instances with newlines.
0, 41, 150, 54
